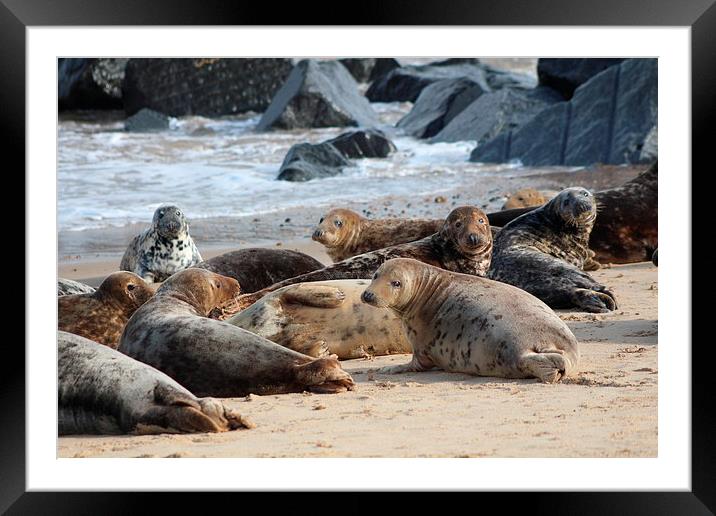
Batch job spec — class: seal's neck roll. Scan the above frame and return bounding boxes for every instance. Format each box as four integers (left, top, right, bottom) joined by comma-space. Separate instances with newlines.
393, 265, 451, 320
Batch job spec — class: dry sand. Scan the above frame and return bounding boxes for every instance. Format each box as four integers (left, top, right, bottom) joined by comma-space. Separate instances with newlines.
58, 237, 657, 458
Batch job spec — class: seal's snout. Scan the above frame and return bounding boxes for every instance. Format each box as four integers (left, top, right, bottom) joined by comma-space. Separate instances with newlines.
361, 290, 376, 304
312, 229, 324, 240
468, 233, 480, 246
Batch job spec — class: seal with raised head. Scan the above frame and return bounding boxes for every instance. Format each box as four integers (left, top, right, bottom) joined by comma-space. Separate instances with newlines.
58, 271, 155, 348
118, 268, 355, 397
59, 331, 253, 435
312, 208, 443, 262
488, 187, 617, 313
227, 279, 411, 359
58, 278, 95, 296
195, 248, 324, 293
360, 258, 580, 383
235, 205, 493, 310
120, 204, 202, 282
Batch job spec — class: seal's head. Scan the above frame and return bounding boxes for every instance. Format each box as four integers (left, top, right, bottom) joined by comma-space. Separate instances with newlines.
97, 271, 155, 311
503, 188, 548, 210
361, 258, 420, 311
440, 206, 492, 255
311, 208, 362, 248
547, 187, 597, 227
152, 204, 189, 239
157, 268, 241, 316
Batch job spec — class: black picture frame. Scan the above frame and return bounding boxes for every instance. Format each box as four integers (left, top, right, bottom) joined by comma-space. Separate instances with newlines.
5, 0, 709, 512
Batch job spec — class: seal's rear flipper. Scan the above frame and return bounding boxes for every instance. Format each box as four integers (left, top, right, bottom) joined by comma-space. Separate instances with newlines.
571, 288, 617, 313
281, 284, 346, 308
519, 352, 567, 383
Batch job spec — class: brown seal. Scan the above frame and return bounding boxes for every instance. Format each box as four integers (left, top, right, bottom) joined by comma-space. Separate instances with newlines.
502, 188, 553, 210
234, 206, 493, 311
487, 161, 657, 264
195, 248, 324, 293
311, 208, 443, 262
488, 187, 617, 313
58, 271, 155, 348
117, 268, 355, 397
227, 279, 411, 359
360, 258, 580, 383
59, 331, 253, 435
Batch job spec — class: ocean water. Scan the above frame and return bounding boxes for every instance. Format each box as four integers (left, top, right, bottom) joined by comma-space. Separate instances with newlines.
57, 102, 523, 233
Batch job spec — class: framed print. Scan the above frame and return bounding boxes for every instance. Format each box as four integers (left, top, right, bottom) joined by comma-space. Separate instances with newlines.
5, 0, 711, 512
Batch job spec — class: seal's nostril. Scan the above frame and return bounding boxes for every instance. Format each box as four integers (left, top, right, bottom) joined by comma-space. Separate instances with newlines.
361, 291, 374, 303
469, 234, 478, 245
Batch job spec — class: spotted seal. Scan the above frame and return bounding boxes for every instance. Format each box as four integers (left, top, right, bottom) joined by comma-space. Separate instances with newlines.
360, 258, 580, 383
235, 206, 493, 311
227, 279, 410, 359
58, 278, 95, 296
58, 271, 155, 348
120, 204, 202, 282
195, 248, 324, 293
488, 187, 617, 313
118, 268, 355, 397
58, 331, 253, 435
312, 208, 443, 262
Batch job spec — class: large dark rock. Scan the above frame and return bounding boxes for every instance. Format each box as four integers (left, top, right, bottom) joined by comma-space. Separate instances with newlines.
470, 59, 657, 166
124, 108, 170, 132
537, 58, 626, 99
277, 142, 352, 182
121, 58, 293, 117
58, 58, 127, 110
432, 87, 560, 144
397, 78, 485, 138
327, 129, 396, 158
257, 60, 378, 131
339, 58, 400, 83
365, 61, 536, 103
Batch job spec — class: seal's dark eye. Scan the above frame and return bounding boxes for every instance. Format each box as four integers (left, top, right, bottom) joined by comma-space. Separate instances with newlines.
391, 280, 401, 288
158, 211, 164, 218
455, 221, 462, 228
127, 284, 136, 291
373, 272, 379, 279
478, 218, 485, 224
176, 210, 181, 216
319, 218, 324, 223
215, 282, 221, 289
334, 220, 342, 228
582, 191, 589, 197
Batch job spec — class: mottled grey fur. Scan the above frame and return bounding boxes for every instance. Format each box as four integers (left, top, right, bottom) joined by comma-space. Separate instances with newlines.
488, 187, 617, 313
58, 278, 95, 296
120, 204, 202, 282
58, 331, 252, 435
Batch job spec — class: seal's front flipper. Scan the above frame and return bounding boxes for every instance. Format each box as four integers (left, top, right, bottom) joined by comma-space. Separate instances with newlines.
377, 354, 433, 375
571, 288, 617, 313
519, 352, 567, 383
296, 355, 355, 393
281, 284, 345, 308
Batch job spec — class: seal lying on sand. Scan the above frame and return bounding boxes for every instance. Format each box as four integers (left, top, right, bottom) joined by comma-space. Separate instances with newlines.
58, 278, 95, 296
120, 204, 202, 282
118, 268, 355, 397
312, 208, 443, 262
502, 188, 555, 210
360, 258, 580, 383
195, 248, 324, 293
488, 187, 617, 313
235, 206, 493, 310
227, 279, 410, 359
58, 331, 253, 435
58, 271, 155, 348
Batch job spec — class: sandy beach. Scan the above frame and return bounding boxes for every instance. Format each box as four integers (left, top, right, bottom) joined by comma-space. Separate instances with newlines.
58, 238, 657, 458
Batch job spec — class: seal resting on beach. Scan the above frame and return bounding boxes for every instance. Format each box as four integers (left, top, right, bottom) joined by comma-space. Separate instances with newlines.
360, 258, 580, 383
195, 248, 324, 293
58, 271, 155, 348
118, 268, 355, 397
502, 188, 554, 210
120, 204, 202, 282
235, 206, 493, 311
58, 331, 254, 435
227, 279, 410, 359
488, 187, 617, 313
312, 208, 443, 262
58, 278, 95, 296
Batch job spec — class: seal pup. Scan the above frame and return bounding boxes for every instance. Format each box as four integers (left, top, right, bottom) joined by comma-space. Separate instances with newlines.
227, 279, 411, 359
235, 206, 493, 310
488, 187, 617, 313
58, 271, 155, 348
312, 208, 443, 262
502, 188, 554, 210
58, 278, 95, 296
118, 268, 355, 397
360, 258, 580, 383
196, 248, 323, 293
59, 331, 253, 435
120, 204, 202, 282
